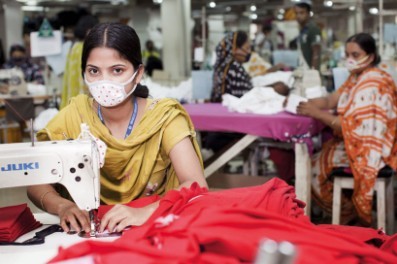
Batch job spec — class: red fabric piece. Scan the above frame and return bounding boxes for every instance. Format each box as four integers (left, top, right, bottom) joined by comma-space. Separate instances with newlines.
381, 234, 397, 256
145, 178, 309, 225
0, 204, 42, 242
318, 224, 388, 246
268, 147, 295, 182
50, 179, 397, 264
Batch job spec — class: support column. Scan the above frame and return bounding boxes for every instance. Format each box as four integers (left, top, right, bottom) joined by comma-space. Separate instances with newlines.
161, 0, 191, 81
1, 1, 23, 59
355, 0, 364, 33
347, 12, 356, 37
379, 0, 384, 56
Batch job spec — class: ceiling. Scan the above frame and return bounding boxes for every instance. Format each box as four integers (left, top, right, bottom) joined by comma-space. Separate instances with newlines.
2, 0, 397, 20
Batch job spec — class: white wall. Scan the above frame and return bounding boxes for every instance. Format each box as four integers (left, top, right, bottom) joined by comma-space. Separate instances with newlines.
121, 6, 151, 52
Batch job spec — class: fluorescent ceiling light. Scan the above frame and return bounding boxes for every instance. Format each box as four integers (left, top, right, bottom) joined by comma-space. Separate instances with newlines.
249, 13, 257, 20
349, 6, 356, 11
324, 1, 333, 7
369, 7, 378, 15
22, 5, 48, 11
250, 5, 256, 12
26, 0, 37, 5
208, 1, 216, 8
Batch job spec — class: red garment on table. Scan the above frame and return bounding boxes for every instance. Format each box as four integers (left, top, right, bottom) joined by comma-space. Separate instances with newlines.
381, 234, 397, 257
0, 203, 42, 242
146, 176, 309, 224
50, 179, 397, 264
318, 224, 389, 247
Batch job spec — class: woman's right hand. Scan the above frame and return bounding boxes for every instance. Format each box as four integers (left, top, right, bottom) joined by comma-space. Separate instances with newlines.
296, 101, 321, 118
57, 200, 90, 233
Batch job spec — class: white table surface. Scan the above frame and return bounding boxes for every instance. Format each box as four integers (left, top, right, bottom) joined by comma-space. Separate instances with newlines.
0, 213, 117, 264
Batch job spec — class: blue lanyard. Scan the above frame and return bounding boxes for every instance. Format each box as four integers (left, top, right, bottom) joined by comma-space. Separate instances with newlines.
97, 97, 138, 139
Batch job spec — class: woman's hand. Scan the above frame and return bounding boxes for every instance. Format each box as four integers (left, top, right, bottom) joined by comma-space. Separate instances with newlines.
296, 101, 321, 118
0, 83, 9, 94
99, 204, 153, 233
57, 201, 90, 233
275, 63, 287, 71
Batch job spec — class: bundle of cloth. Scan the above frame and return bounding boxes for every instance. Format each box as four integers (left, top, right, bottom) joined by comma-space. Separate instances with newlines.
0, 204, 41, 242
49, 178, 397, 264
222, 71, 328, 115
222, 71, 293, 115
222, 87, 286, 115
144, 78, 192, 102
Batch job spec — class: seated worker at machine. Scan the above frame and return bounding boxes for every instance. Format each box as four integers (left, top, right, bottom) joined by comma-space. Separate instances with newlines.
0, 44, 44, 95
297, 33, 397, 226
211, 31, 288, 102
206, 31, 293, 181
2, 44, 44, 84
27, 22, 207, 234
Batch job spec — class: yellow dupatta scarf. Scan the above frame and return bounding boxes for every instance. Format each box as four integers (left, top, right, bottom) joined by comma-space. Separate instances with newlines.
37, 94, 203, 204
60, 42, 87, 109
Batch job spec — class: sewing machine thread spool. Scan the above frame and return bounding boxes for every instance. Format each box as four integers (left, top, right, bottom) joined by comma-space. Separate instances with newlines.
254, 239, 280, 264
278, 241, 296, 264
254, 239, 297, 264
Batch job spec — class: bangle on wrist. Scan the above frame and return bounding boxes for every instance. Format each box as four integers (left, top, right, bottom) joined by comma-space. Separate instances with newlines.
331, 117, 338, 126
40, 191, 59, 211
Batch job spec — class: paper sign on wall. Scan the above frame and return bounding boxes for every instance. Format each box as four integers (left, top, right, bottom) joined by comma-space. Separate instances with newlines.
194, 47, 204, 62
30, 30, 62, 57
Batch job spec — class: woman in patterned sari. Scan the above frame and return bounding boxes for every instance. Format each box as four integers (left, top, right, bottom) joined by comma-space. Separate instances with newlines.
297, 33, 397, 226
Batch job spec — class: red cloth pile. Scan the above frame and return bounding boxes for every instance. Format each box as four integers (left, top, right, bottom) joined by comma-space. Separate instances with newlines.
50, 179, 397, 264
0, 204, 42, 242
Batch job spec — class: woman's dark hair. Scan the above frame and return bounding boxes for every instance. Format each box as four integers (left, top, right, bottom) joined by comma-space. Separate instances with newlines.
346, 33, 381, 66
74, 15, 99, 40
82, 22, 149, 98
235, 31, 248, 49
9, 44, 26, 56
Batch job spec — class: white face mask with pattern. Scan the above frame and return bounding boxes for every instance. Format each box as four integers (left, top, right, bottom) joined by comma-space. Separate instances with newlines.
344, 55, 369, 72
85, 70, 139, 107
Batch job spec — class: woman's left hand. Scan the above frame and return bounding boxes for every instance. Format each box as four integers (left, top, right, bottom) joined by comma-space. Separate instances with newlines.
296, 101, 320, 118
99, 204, 152, 233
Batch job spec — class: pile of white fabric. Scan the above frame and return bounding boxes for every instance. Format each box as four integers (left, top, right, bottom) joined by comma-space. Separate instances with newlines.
304, 86, 328, 99
27, 83, 47, 96
222, 71, 294, 115
252, 71, 295, 88
144, 78, 192, 101
33, 108, 59, 132
222, 87, 285, 115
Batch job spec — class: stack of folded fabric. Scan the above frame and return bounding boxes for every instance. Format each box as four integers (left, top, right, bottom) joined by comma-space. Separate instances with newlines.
0, 204, 42, 242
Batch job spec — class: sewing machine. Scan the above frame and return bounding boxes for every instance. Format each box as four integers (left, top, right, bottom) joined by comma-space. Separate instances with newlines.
0, 126, 101, 237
